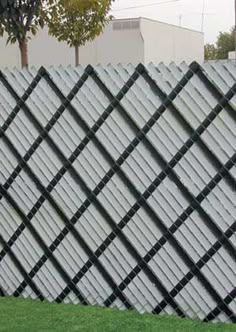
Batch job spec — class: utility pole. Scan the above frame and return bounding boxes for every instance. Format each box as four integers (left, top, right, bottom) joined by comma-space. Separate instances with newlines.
201, 0, 205, 32
179, 14, 182, 27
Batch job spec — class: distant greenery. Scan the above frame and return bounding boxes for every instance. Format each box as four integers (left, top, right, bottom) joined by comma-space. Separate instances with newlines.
0, 297, 236, 331
205, 27, 235, 60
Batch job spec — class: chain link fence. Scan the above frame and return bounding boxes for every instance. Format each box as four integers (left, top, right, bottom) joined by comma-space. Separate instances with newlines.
0, 61, 236, 323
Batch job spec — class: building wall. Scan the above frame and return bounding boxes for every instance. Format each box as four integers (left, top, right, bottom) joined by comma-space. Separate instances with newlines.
0, 19, 204, 68
80, 19, 144, 65
140, 18, 204, 64
0, 28, 74, 69
0, 37, 20, 68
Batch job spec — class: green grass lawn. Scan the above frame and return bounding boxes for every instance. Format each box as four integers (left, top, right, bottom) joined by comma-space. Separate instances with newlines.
0, 297, 235, 332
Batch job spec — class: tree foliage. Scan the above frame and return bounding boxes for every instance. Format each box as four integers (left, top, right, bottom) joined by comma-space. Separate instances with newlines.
0, 0, 53, 68
204, 43, 217, 60
205, 27, 235, 60
216, 28, 235, 59
0, 0, 44, 43
47, 0, 114, 65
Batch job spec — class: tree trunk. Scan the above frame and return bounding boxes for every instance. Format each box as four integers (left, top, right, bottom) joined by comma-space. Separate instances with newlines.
19, 40, 29, 69
75, 45, 79, 66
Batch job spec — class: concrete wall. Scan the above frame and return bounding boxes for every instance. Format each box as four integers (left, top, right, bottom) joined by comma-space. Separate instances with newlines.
80, 19, 144, 65
0, 28, 74, 69
0, 37, 20, 68
140, 18, 204, 64
0, 19, 204, 68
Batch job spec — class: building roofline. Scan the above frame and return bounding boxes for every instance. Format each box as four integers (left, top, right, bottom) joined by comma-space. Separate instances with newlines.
112, 17, 203, 35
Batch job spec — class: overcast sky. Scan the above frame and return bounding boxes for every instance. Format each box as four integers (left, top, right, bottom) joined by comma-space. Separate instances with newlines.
111, 0, 235, 43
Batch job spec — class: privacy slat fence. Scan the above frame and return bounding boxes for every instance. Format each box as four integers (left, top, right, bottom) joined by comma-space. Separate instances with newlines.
0, 61, 235, 323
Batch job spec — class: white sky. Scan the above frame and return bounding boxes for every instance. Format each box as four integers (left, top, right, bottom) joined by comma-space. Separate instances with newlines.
111, 0, 235, 43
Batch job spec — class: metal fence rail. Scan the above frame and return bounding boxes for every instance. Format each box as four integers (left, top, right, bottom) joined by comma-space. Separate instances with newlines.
0, 61, 235, 323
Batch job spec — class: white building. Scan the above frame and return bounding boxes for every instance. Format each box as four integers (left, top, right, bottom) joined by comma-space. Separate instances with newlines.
0, 18, 204, 69
81, 18, 204, 65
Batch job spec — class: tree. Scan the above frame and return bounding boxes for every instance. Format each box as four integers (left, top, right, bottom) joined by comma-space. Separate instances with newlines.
47, 0, 114, 66
205, 27, 235, 60
204, 43, 217, 60
0, 0, 51, 68
216, 28, 235, 59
